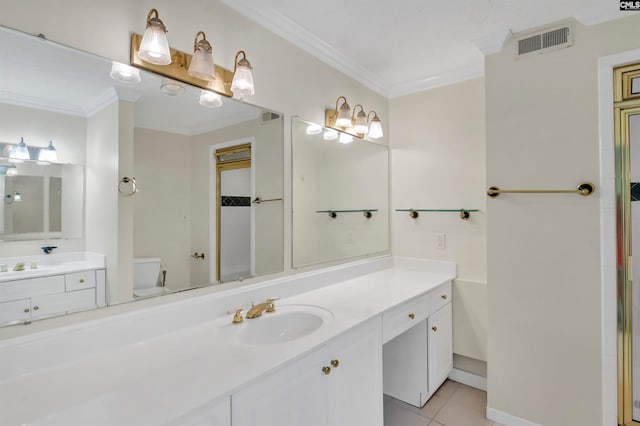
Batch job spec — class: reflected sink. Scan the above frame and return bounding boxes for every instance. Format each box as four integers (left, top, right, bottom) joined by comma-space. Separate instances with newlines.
233, 305, 333, 345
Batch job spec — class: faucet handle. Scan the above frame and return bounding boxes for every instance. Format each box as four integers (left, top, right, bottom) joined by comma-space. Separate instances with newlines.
232, 307, 244, 324
266, 297, 279, 313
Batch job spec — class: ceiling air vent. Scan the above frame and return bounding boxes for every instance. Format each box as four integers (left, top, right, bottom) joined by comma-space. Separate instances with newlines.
261, 111, 281, 124
516, 23, 573, 58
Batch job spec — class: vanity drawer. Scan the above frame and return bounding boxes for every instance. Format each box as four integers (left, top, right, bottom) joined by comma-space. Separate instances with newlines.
65, 271, 96, 291
382, 281, 452, 343
0, 298, 31, 324
31, 289, 96, 318
0, 275, 65, 302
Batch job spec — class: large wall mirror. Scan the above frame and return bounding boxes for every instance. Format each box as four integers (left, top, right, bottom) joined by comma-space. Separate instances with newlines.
0, 25, 283, 325
292, 117, 389, 267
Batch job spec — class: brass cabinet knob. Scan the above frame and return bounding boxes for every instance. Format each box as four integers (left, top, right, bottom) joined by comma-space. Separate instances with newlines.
322, 366, 331, 375
432, 326, 438, 332
33, 306, 39, 311
441, 294, 447, 300
23, 308, 30, 313
331, 359, 339, 368
408, 313, 415, 319
79, 279, 85, 284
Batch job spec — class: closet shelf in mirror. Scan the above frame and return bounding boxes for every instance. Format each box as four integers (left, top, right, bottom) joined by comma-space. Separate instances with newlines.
316, 209, 378, 219
395, 209, 479, 220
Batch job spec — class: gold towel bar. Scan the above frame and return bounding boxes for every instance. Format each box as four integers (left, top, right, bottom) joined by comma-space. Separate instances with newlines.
252, 197, 283, 204
487, 182, 595, 198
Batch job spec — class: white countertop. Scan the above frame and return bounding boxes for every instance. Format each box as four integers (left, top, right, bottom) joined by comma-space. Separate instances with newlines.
0, 252, 105, 282
0, 257, 454, 425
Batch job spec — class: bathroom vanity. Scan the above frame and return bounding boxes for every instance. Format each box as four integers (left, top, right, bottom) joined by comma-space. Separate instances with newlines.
0, 252, 106, 325
0, 256, 453, 425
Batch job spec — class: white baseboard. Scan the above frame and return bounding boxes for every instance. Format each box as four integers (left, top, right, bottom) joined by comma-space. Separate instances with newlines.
486, 407, 540, 426
448, 368, 487, 391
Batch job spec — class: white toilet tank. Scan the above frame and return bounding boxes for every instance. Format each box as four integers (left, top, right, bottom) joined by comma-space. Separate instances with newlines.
133, 257, 161, 290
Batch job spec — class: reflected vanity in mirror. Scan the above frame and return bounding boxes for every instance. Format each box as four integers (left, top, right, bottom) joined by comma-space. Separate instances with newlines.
292, 117, 389, 268
0, 25, 283, 326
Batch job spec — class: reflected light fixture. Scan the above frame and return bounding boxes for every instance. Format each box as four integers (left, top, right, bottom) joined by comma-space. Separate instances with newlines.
5, 191, 21, 204
306, 124, 323, 135
199, 89, 223, 108
109, 62, 141, 83
231, 50, 255, 98
160, 78, 186, 96
351, 104, 368, 135
38, 141, 58, 163
9, 137, 30, 162
367, 111, 383, 139
138, 8, 171, 65
188, 31, 215, 81
339, 133, 353, 144
334, 96, 352, 128
323, 129, 338, 141
6, 164, 17, 176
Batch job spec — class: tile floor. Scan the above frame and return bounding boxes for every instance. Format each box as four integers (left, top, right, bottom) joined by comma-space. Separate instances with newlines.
384, 379, 503, 426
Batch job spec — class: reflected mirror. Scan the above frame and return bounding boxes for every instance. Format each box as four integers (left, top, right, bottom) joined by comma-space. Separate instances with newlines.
292, 117, 389, 267
0, 26, 283, 326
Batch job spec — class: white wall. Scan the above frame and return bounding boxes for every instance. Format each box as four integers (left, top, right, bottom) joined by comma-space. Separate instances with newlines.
390, 78, 487, 369
133, 127, 192, 290
486, 16, 640, 425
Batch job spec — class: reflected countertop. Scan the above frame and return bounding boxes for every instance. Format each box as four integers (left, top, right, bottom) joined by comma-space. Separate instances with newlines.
0, 252, 105, 282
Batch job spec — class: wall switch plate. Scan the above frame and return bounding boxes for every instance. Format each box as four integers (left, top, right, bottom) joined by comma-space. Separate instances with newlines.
435, 233, 446, 250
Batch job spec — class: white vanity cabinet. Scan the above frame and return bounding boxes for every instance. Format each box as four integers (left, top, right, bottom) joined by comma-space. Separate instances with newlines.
166, 396, 231, 426
382, 281, 453, 407
0, 269, 105, 324
232, 318, 383, 426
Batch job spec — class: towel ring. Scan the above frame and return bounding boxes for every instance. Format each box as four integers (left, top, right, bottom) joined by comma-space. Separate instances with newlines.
118, 177, 138, 196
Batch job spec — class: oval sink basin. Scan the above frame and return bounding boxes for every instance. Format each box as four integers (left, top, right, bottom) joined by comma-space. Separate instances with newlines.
234, 305, 333, 345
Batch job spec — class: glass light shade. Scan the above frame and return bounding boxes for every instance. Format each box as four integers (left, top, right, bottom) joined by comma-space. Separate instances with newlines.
306, 124, 323, 135
37, 141, 58, 162
160, 78, 186, 96
231, 62, 255, 97
199, 90, 223, 108
339, 133, 353, 144
335, 103, 352, 128
139, 23, 171, 65
13, 192, 21, 202
368, 117, 384, 139
6, 165, 17, 176
323, 129, 338, 141
10, 138, 30, 161
352, 110, 368, 134
109, 62, 141, 83
188, 49, 215, 81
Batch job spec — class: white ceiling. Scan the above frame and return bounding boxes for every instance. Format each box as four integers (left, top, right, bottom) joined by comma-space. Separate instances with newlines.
221, 0, 636, 97
0, 26, 263, 136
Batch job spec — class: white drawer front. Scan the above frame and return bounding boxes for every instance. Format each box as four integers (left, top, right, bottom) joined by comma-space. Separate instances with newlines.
382, 281, 452, 343
31, 289, 96, 318
65, 271, 96, 291
0, 275, 65, 303
0, 298, 31, 324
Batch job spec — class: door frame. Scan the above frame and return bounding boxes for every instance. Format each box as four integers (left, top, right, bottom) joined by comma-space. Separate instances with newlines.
209, 137, 256, 284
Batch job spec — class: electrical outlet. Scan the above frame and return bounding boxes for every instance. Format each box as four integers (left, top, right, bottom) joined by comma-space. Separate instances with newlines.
435, 233, 446, 250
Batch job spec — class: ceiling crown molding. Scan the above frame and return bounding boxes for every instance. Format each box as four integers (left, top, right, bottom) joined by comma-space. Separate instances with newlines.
0, 90, 86, 117
574, 6, 638, 26
219, 0, 391, 97
389, 63, 484, 98
472, 29, 513, 56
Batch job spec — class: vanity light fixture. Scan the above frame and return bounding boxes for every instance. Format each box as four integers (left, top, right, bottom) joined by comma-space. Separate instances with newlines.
160, 77, 186, 96
199, 89, 223, 108
6, 164, 17, 176
138, 8, 171, 65
367, 111, 383, 139
9, 137, 30, 162
5, 192, 21, 204
323, 129, 338, 141
109, 62, 141, 83
333, 96, 352, 128
188, 32, 215, 81
339, 133, 353, 144
351, 104, 368, 135
37, 141, 58, 163
306, 124, 323, 135
231, 50, 255, 98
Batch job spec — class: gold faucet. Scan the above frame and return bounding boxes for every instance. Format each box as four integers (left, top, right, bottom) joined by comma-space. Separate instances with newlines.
245, 298, 278, 319
232, 307, 244, 324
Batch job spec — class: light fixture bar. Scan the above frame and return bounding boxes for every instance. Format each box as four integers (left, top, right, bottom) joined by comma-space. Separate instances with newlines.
130, 33, 234, 97
325, 109, 365, 139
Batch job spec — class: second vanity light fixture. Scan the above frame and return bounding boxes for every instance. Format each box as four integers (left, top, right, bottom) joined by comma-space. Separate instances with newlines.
325, 96, 384, 141
131, 8, 255, 99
